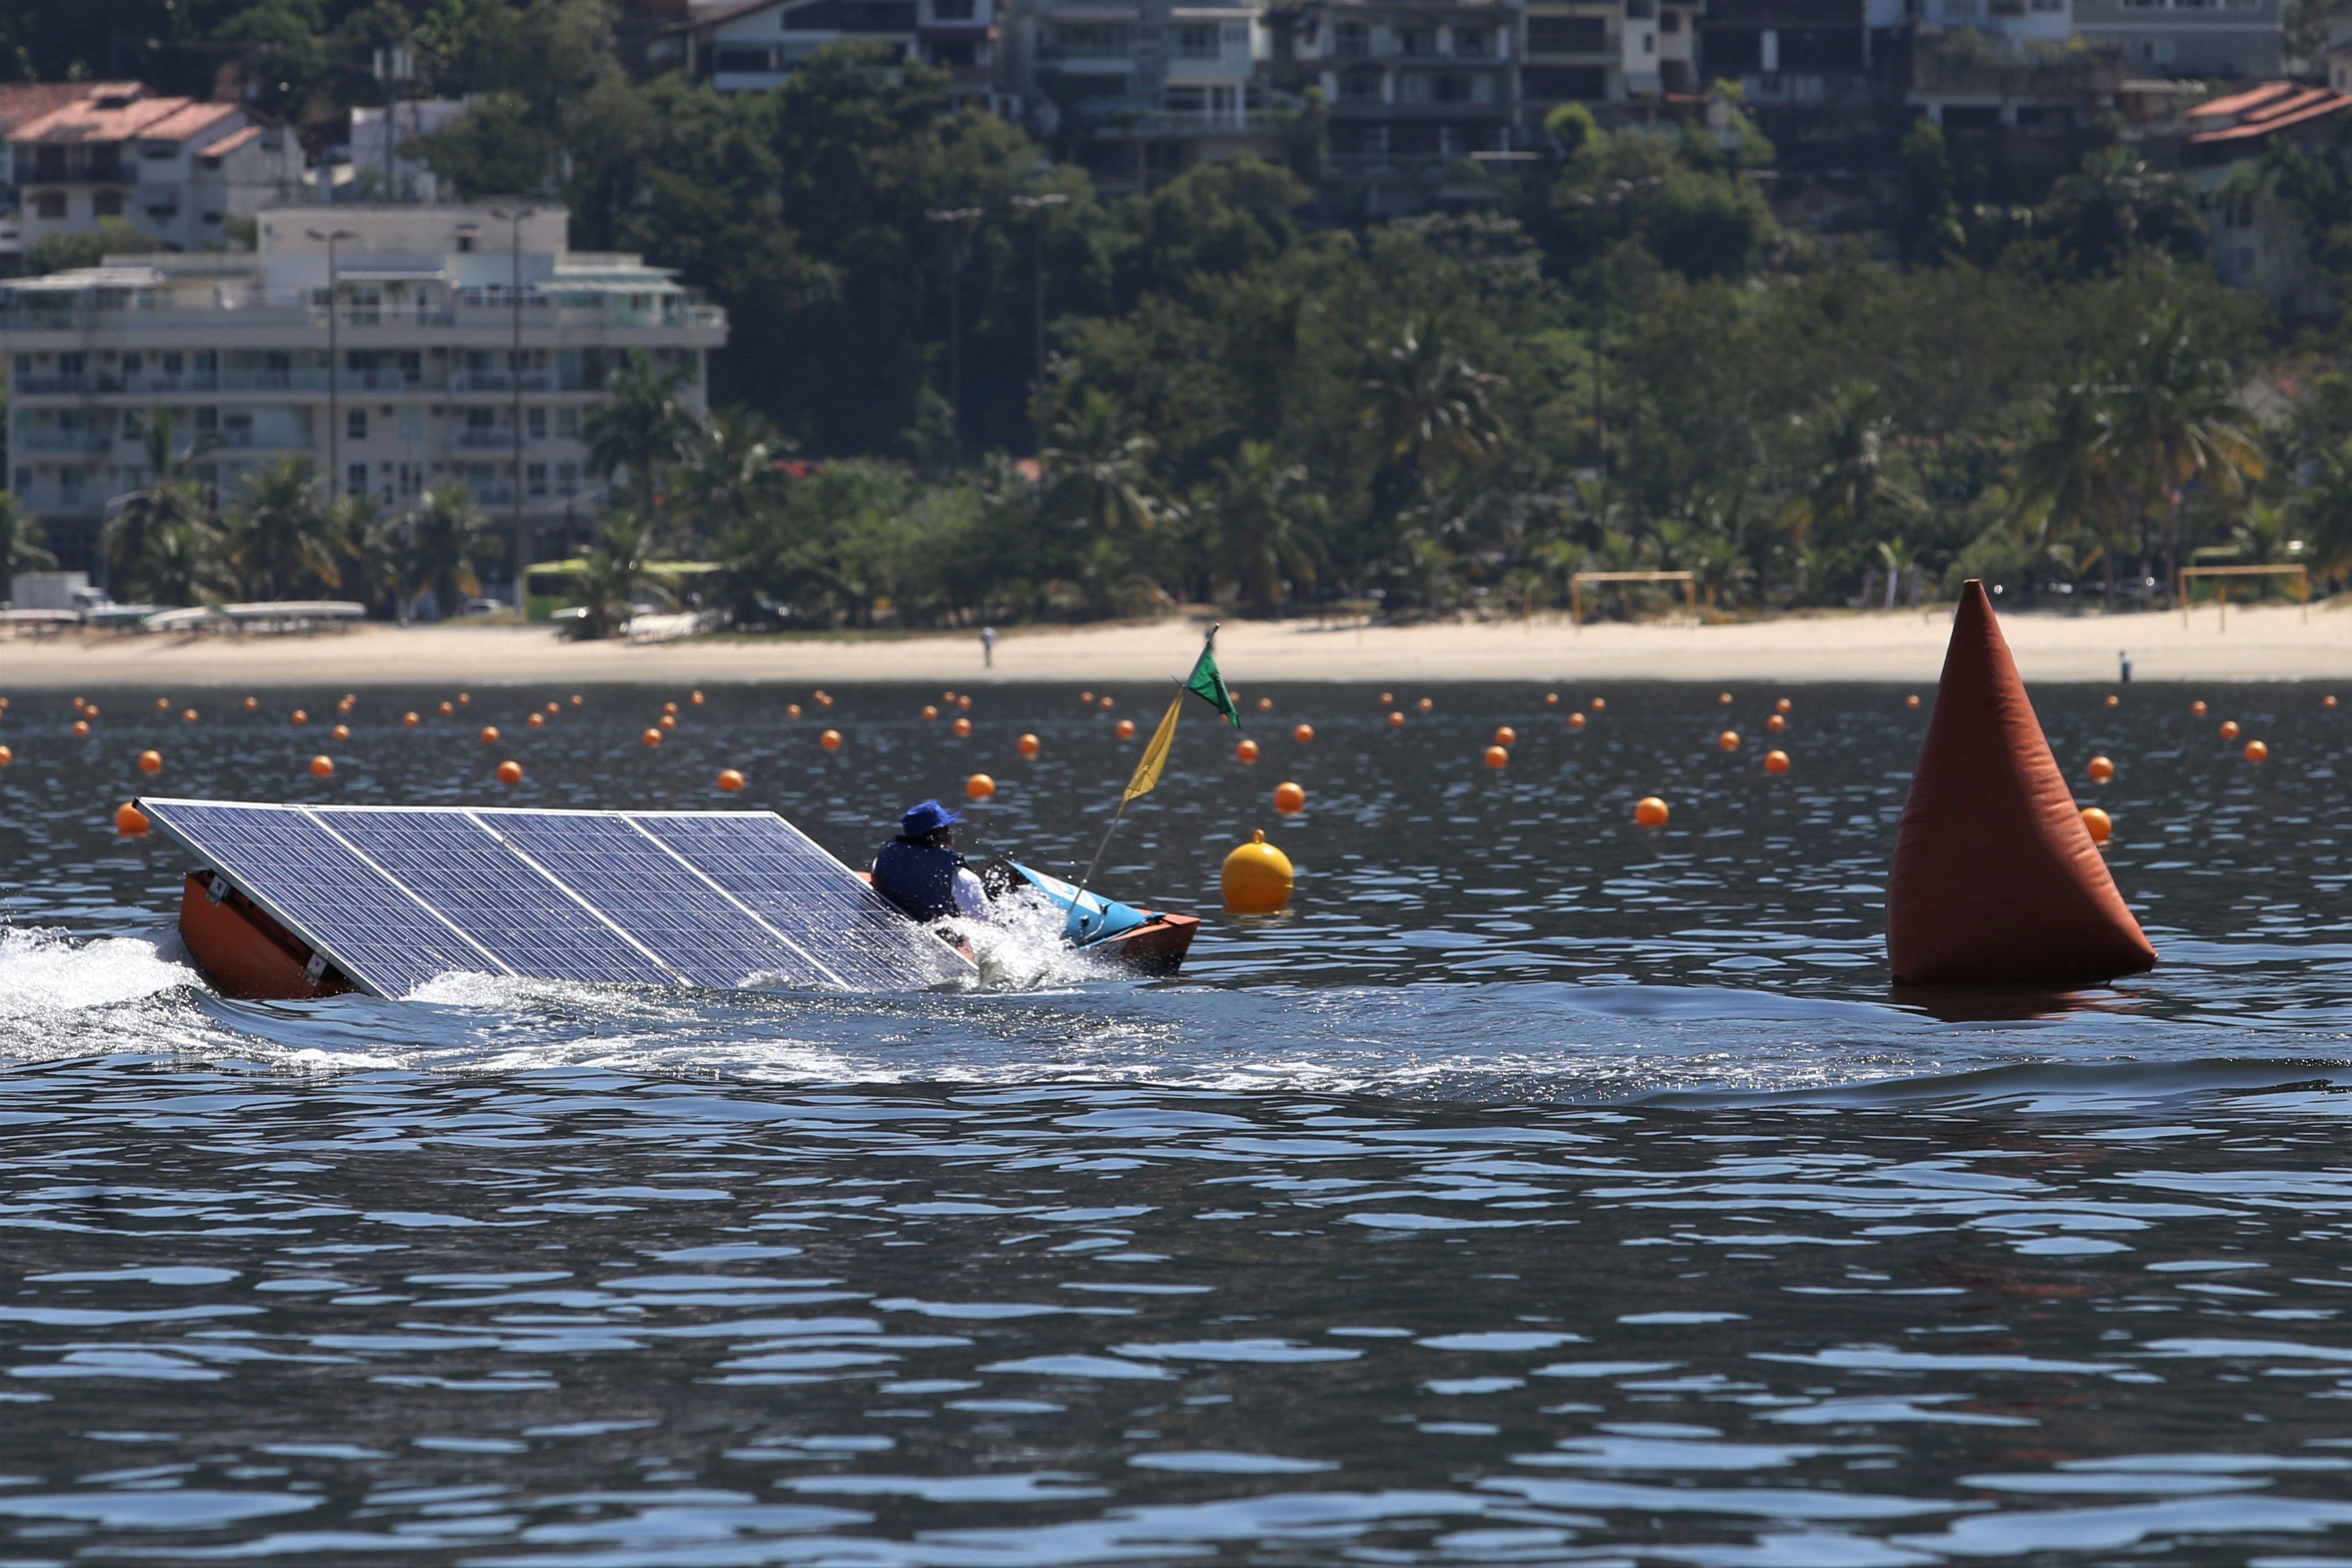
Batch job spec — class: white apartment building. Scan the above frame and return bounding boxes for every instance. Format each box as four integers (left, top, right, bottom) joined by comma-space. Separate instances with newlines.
0, 205, 726, 586
10, 83, 304, 257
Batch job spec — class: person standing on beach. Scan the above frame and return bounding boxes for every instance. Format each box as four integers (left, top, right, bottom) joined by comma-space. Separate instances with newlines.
981, 626, 996, 668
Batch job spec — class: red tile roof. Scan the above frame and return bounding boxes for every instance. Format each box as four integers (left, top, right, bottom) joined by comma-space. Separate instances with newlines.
2188, 80, 2302, 120
195, 124, 263, 159
0, 82, 120, 133
10, 92, 240, 147
2186, 81, 2352, 145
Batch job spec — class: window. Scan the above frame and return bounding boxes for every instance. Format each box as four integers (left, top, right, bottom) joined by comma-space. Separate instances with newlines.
528, 407, 548, 439
1340, 68, 1384, 100
1337, 21, 1369, 55
142, 140, 175, 160
933, 0, 976, 17
715, 47, 776, 71
1398, 26, 1435, 54
457, 231, 477, 253
398, 408, 423, 439
1523, 63, 1608, 96
1455, 26, 1490, 54
1660, 11, 1680, 31
34, 191, 64, 219
1643, 30, 1653, 50
347, 409, 368, 441
556, 408, 581, 438
1165, 84, 1207, 112
347, 464, 368, 496
1529, 16, 1608, 52
528, 463, 549, 497
92, 190, 124, 218
557, 461, 579, 496
1175, 23, 1218, 56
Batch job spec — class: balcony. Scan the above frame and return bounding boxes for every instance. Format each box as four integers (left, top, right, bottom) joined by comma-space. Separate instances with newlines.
1910, 36, 2124, 100
11, 430, 113, 453
447, 428, 563, 451
14, 483, 105, 513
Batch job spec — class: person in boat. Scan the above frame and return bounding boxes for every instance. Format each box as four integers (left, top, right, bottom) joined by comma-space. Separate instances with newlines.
871, 799, 994, 924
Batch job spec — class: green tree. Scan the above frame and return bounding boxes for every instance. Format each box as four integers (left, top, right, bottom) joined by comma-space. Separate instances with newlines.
0, 492, 55, 580
1777, 382, 1925, 585
672, 407, 788, 549
410, 91, 553, 198
573, 507, 655, 640
27, 219, 170, 277
140, 519, 230, 609
1042, 390, 1171, 539
2104, 309, 2266, 599
103, 409, 217, 602
2014, 378, 2128, 600
224, 456, 343, 600
583, 352, 694, 517
404, 482, 493, 620
2041, 148, 2207, 277
1210, 440, 1325, 607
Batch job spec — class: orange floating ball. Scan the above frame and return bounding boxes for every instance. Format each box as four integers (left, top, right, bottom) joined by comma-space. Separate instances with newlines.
1418, 697, 1434, 712
439, 701, 454, 716
526, 713, 544, 729
0, 746, 11, 766
1274, 781, 1306, 813
1906, 694, 1921, 709
1116, 718, 1136, 739
1387, 711, 1405, 727
1494, 726, 1518, 747
965, 773, 996, 800
2325, 695, 2339, 709
1718, 730, 1740, 752
2087, 755, 2115, 783
1567, 712, 1586, 730
1257, 697, 1274, 712
82, 704, 98, 719
291, 709, 308, 726
1766, 714, 1786, 733
403, 711, 420, 727
1293, 724, 1314, 744
156, 697, 171, 711
952, 716, 973, 737
664, 702, 679, 715
786, 704, 802, 719
1237, 738, 1260, 763
1634, 795, 1669, 827
71, 720, 89, 737
1774, 698, 1791, 714
458, 693, 471, 706
330, 724, 350, 741
716, 768, 745, 792
2105, 694, 2120, 708
2219, 720, 2240, 741
182, 709, 198, 723
2081, 806, 2112, 844
244, 696, 259, 711
1379, 692, 1393, 706
943, 690, 957, 702
570, 694, 584, 706
1545, 693, 1560, 706
816, 692, 834, 708
958, 695, 973, 711
658, 715, 677, 730
480, 726, 500, 744
820, 729, 842, 751
690, 690, 705, 706
2246, 739, 2270, 763
497, 760, 523, 785
1590, 698, 1608, 714
1018, 733, 1041, 757
115, 802, 150, 837
546, 702, 560, 715
1099, 697, 1114, 710
1764, 749, 1790, 774
1484, 744, 1509, 769
1080, 691, 1094, 704
2191, 701, 2208, 717
138, 749, 163, 774
71, 697, 84, 711
309, 755, 334, 777
642, 728, 662, 748
922, 705, 940, 720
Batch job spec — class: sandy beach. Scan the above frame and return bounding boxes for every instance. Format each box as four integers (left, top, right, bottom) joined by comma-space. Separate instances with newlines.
4, 601, 2349, 690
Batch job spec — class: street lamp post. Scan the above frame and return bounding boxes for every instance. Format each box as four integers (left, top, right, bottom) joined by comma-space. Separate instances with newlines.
1009, 191, 1068, 421
924, 207, 981, 461
306, 227, 358, 502
490, 205, 535, 609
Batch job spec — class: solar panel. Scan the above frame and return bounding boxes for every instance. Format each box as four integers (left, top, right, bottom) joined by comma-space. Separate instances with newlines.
138, 800, 973, 999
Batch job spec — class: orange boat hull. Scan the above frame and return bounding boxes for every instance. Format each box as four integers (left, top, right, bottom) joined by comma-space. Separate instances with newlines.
177, 872, 352, 1001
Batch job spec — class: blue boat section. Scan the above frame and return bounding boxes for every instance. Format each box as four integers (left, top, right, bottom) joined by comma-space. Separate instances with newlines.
1012, 863, 1151, 945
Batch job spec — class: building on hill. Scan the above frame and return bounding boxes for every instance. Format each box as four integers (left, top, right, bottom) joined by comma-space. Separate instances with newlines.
0, 205, 727, 592
345, 101, 469, 205
1520, 0, 1707, 120
655, 0, 1005, 108
2166, 81, 2352, 318
2071, 0, 2281, 76
1905, 0, 2124, 183
8, 83, 304, 260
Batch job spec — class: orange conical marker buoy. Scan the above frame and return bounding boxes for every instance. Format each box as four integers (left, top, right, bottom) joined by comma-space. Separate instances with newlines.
1886, 580, 2156, 987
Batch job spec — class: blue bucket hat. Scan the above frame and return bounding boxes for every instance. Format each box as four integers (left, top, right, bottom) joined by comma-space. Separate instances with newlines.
901, 799, 962, 837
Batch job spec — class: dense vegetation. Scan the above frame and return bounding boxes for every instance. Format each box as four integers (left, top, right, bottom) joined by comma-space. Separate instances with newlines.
13, 0, 2352, 627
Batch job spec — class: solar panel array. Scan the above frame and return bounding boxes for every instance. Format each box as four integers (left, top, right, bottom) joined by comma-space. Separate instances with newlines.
140, 799, 973, 998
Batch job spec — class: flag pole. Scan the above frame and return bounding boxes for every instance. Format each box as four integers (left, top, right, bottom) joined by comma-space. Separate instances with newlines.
1070, 621, 1220, 933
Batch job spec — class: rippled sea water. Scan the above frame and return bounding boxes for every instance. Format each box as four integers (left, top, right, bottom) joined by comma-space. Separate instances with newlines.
6, 675, 2352, 1566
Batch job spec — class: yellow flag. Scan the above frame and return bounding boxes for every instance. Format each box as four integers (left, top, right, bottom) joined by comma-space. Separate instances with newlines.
1122, 691, 1183, 808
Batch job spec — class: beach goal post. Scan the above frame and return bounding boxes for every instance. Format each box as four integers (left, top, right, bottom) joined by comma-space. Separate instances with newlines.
1570, 570, 1697, 630
2174, 563, 2308, 630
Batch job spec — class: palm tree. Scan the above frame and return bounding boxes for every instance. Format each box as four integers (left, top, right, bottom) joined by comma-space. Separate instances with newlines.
672, 407, 788, 549
103, 408, 217, 601
2042, 148, 2206, 275
1041, 389, 1170, 537
2014, 378, 2126, 602
141, 519, 230, 609
335, 495, 404, 620
1360, 317, 1509, 508
1778, 382, 1924, 573
1, 492, 56, 583
583, 352, 694, 517
574, 508, 655, 640
2102, 309, 2265, 602
405, 484, 494, 621
1211, 440, 1325, 607
224, 456, 342, 600
2295, 433, 2352, 582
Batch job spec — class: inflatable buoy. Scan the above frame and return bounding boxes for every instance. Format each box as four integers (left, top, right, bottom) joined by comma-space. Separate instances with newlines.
157, 697, 171, 711
139, 750, 162, 774
691, 690, 705, 706
439, 701, 454, 716
1080, 691, 1094, 704
2219, 720, 2240, 741
820, 729, 842, 751
1567, 712, 1586, 730
1256, 697, 1273, 712
330, 724, 350, 741
497, 760, 523, 785
116, 802, 149, 837
787, 704, 802, 719
481, 726, 500, 744
0, 746, 11, 766
82, 704, 98, 719
1116, 718, 1136, 739
1545, 693, 1560, 706
71, 720, 89, 737
2325, 695, 2339, 709
1719, 692, 1733, 706
244, 696, 259, 711
1775, 698, 1791, 714
1387, 711, 1405, 727
1418, 697, 1434, 712
1222, 831, 1293, 912
1378, 692, 1393, 706
2246, 739, 2269, 762
952, 716, 972, 737
717, 769, 744, 792
966, 773, 995, 800
1764, 750, 1790, 774
571, 694, 584, 707
1906, 694, 1920, 709
642, 728, 662, 748
547, 702, 560, 715
2087, 755, 2114, 783
1237, 739, 1259, 763
2081, 806, 2112, 844
1591, 698, 1608, 713
1634, 796, 1669, 827
1495, 726, 1518, 746
664, 702, 678, 716
1099, 696, 1114, 710
403, 712, 420, 727
291, 709, 308, 726
958, 695, 972, 711
458, 693, 470, 706
1886, 580, 2155, 987
658, 714, 676, 730
1274, 781, 1305, 813
2191, 701, 2208, 717
526, 713, 543, 729
183, 709, 198, 723
1293, 724, 1314, 744
1019, 733, 1040, 757
2105, 693, 2120, 708
1766, 714, 1786, 733
1718, 730, 1739, 752
309, 755, 334, 778
1484, 744, 1509, 769
922, 705, 939, 720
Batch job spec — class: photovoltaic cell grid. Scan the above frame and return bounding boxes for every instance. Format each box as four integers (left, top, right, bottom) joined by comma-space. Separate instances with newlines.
139, 799, 972, 998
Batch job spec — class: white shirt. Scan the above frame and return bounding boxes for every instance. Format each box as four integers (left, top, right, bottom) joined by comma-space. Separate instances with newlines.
952, 867, 992, 922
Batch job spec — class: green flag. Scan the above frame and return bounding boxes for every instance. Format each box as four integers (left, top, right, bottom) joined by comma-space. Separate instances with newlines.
1185, 629, 1240, 729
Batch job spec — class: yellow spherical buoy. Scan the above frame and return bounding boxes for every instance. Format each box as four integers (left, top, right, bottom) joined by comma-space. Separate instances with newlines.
526, 713, 544, 729
182, 708, 198, 723
658, 714, 677, 731
1906, 694, 1920, 709
922, 704, 940, 720
1256, 696, 1274, 713
291, 709, 308, 726
480, 725, 500, 744
2081, 806, 2112, 845
71, 720, 90, 738
716, 769, 745, 792
786, 703, 802, 720
1634, 795, 1669, 827
2087, 755, 2115, 783
2246, 739, 2270, 763
1018, 732, 1041, 758
2191, 700, 2208, 717
1237, 738, 1260, 764
1293, 723, 1314, 744
952, 716, 973, 737
403, 711, 420, 727
309, 755, 335, 778
1766, 713, 1786, 733
1590, 697, 1608, 714
642, 728, 663, 748
439, 701, 454, 716
1495, 725, 1518, 746
1774, 697, 1791, 715
1221, 830, 1294, 913
1116, 718, 1137, 739
1764, 749, 1790, 774
1567, 711, 1586, 730
138, 749, 163, 774
330, 723, 350, 741
2105, 693, 2121, 708
820, 729, 842, 751
691, 690, 705, 707
116, 802, 150, 837
966, 773, 996, 801
497, 759, 524, 785
1484, 744, 1509, 769
1274, 781, 1306, 813
1718, 730, 1740, 752
2219, 720, 2240, 741
1418, 697, 1434, 713
1387, 710, 1405, 727
244, 696, 259, 711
